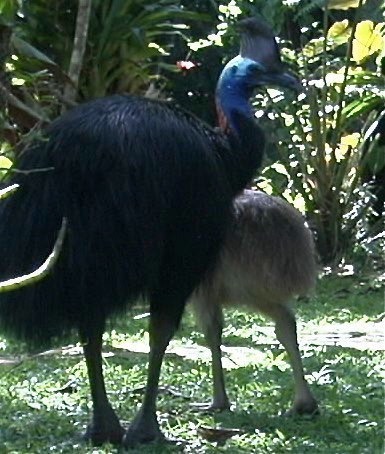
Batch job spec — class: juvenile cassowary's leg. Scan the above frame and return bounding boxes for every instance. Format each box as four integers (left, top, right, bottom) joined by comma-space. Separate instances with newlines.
271, 304, 319, 415
80, 323, 124, 446
192, 298, 230, 411
122, 299, 184, 447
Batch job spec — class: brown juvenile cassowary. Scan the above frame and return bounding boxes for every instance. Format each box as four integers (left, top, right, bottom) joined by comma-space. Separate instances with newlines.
0, 19, 299, 447
190, 190, 319, 415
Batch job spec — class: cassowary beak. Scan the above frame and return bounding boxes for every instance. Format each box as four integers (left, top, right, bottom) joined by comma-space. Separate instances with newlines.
260, 70, 302, 93
235, 17, 302, 93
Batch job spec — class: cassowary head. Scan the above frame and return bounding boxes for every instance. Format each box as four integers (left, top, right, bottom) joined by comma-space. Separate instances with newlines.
216, 17, 300, 131
239, 17, 299, 91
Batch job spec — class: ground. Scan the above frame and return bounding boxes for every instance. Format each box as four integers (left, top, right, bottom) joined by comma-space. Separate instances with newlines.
0, 273, 384, 453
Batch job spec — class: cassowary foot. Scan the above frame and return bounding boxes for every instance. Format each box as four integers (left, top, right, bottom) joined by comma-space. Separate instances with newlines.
83, 409, 125, 446
285, 396, 319, 417
122, 410, 165, 449
190, 401, 231, 413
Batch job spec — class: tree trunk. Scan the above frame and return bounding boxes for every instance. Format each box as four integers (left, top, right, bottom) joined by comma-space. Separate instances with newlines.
62, 0, 92, 109
0, 24, 13, 143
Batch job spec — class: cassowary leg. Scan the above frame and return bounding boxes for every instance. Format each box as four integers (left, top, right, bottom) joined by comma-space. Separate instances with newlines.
272, 305, 319, 416
80, 324, 124, 446
122, 301, 183, 447
192, 298, 230, 411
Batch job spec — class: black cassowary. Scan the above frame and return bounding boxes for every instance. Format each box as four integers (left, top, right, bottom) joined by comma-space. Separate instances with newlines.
0, 18, 299, 447
190, 190, 319, 415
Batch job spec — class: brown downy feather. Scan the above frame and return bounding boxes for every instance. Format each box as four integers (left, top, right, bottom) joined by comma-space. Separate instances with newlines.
193, 189, 317, 314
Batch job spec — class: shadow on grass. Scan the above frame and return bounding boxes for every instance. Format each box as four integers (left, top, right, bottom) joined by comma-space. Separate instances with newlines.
0, 274, 384, 453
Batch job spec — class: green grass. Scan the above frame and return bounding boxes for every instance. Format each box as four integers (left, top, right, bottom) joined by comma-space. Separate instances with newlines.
0, 274, 384, 453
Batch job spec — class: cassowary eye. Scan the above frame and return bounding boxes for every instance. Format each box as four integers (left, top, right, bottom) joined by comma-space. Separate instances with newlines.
247, 62, 264, 75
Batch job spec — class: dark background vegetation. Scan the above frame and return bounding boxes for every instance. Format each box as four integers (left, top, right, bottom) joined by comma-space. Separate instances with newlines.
1, 0, 384, 265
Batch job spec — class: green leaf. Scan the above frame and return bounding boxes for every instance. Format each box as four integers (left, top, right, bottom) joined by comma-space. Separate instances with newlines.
11, 35, 59, 67
342, 95, 382, 121
0, 0, 17, 24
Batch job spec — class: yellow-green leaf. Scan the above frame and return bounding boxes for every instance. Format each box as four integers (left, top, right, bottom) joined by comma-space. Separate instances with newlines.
329, 0, 366, 10
335, 133, 360, 161
327, 20, 351, 45
303, 37, 325, 57
341, 133, 360, 148
353, 21, 384, 63
0, 156, 13, 169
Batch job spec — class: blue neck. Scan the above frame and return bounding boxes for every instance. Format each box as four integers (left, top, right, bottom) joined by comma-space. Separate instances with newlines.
216, 55, 256, 133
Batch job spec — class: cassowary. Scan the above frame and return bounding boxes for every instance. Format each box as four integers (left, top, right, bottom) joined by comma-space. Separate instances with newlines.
190, 190, 319, 415
0, 18, 299, 447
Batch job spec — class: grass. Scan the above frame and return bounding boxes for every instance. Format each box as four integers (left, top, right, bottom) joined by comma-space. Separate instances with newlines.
0, 273, 384, 453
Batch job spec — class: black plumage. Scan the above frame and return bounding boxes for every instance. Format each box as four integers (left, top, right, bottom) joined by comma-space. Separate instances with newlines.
0, 18, 298, 447
0, 96, 252, 343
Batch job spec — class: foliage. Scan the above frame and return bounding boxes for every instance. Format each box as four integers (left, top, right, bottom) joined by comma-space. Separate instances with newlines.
80, 0, 204, 99
1, 0, 384, 260
0, 274, 383, 453
0, 0, 205, 145
251, 1, 385, 265
164, 0, 385, 265
169, 0, 385, 265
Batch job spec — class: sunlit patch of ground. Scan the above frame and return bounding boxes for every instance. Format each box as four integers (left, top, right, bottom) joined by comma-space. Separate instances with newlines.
0, 274, 384, 453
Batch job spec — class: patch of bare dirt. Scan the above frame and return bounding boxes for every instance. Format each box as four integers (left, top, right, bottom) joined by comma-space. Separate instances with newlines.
1, 319, 384, 368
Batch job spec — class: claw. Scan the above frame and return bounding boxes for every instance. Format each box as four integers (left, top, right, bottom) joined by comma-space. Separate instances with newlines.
284, 397, 320, 418
83, 420, 125, 446
122, 410, 164, 448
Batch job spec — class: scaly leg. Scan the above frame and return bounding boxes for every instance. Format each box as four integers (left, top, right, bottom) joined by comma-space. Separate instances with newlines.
122, 301, 184, 448
80, 324, 124, 446
272, 304, 319, 415
191, 296, 230, 411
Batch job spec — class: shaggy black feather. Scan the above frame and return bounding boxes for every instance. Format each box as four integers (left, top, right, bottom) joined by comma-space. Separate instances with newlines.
0, 94, 262, 345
